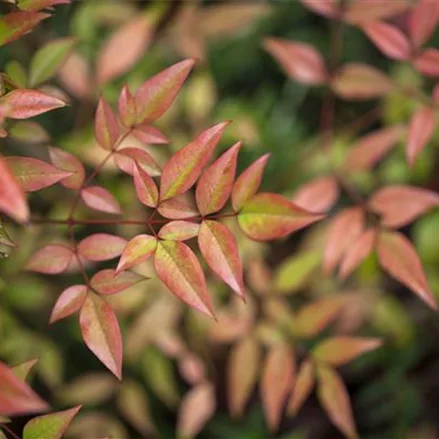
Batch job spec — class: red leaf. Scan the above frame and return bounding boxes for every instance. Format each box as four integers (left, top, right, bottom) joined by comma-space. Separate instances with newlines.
287, 359, 315, 416
114, 147, 161, 177
406, 106, 435, 166
158, 220, 200, 241
292, 176, 339, 213
0, 11, 49, 46
323, 207, 364, 274
6, 157, 72, 192
80, 293, 123, 379
232, 153, 270, 212
317, 365, 358, 439
97, 16, 151, 85
118, 85, 137, 127
49, 147, 85, 189
362, 21, 411, 60
369, 185, 439, 228
339, 228, 376, 279
414, 48, 439, 76
299, 0, 338, 18
116, 234, 157, 273
344, 125, 404, 171
228, 337, 261, 418
50, 285, 87, 323
26, 244, 73, 274
377, 230, 437, 309
263, 38, 328, 85
154, 240, 214, 317
331, 63, 394, 100
81, 186, 122, 215
135, 58, 195, 123
133, 164, 159, 208
409, 0, 439, 48
160, 122, 229, 200
91, 269, 147, 295
95, 97, 119, 151
158, 196, 199, 220
0, 89, 66, 119
17, 0, 70, 11
313, 337, 382, 366
78, 233, 127, 262
0, 157, 29, 223
344, 0, 409, 24
238, 193, 324, 241
198, 220, 245, 299
196, 141, 241, 215
132, 123, 169, 145
0, 360, 48, 416
261, 343, 295, 431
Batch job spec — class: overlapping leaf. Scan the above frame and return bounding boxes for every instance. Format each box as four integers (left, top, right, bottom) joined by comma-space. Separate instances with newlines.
114, 147, 161, 177
49, 147, 85, 189
133, 164, 159, 208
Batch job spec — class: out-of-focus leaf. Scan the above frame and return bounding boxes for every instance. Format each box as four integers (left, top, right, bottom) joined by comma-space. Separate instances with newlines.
50, 285, 87, 323
414, 48, 439, 76
58, 51, 92, 99
49, 147, 85, 190
81, 186, 122, 214
406, 106, 435, 166
94, 97, 119, 151
344, 0, 409, 24
0, 11, 49, 46
114, 147, 161, 177
287, 359, 314, 416
26, 244, 73, 274
10, 121, 50, 143
300, 0, 338, 18
78, 233, 127, 262
90, 269, 147, 295
158, 220, 200, 241
17, 0, 69, 11
12, 359, 38, 381
133, 164, 158, 208
292, 176, 339, 213
116, 234, 157, 273
178, 353, 206, 385
409, 0, 439, 48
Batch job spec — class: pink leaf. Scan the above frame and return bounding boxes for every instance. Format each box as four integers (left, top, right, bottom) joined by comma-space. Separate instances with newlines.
81, 186, 122, 215
114, 147, 161, 177
154, 240, 215, 317
369, 185, 439, 228
50, 285, 87, 323
362, 21, 411, 60
414, 48, 439, 76
158, 220, 200, 241
160, 122, 229, 201
377, 230, 437, 309
344, 0, 409, 24
133, 164, 159, 208
135, 58, 195, 123
90, 269, 147, 295
118, 85, 137, 127
232, 153, 270, 212
406, 106, 435, 166
196, 141, 241, 215
58, 51, 92, 99
198, 220, 245, 299
116, 234, 157, 273
158, 196, 199, 220
26, 244, 73, 274
0, 89, 66, 119
263, 38, 328, 85
97, 16, 151, 85
409, 0, 439, 48
0, 11, 49, 45
238, 193, 324, 241
94, 97, 119, 151
78, 233, 127, 262
292, 176, 339, 213
132, 123, 169, 145
299, 0, 338, 18
80, 293, 123, 379
49, 147, 85, 189
287, 359, 315, 416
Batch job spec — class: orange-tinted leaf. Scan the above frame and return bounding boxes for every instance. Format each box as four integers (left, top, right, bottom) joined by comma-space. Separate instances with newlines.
317, 365, 358, 439
0, 89, 66, 119
81, 186, 122, 215
78, 233, 127, 262
158, 196, 198, 220
135, 58, 195, 123
177, 383, 216, 439
116, 234, 157, 273
409, 0, 439, 48
6, 157, 72, 192
313, 337, 382, 366
238, 193, 324, 241
95, 97, 119, 151
26, 244, 73, 274
232, 153, 270, 212
0, 360, 48, 416
49, 147, 85, 189
196, 141, 241, 215
344, 0, 409, 24
331, 63, 393, 100
292, 176, 339, 213
261, 343, 295, 431
339, 228, 376, 279
0, 11, 49, 46
345, 125, 404, 171
199, 220, 245, 298
90, 269, 147, 295
114, 147, 161, 177
154, 240, 214, 317
133, 164, 158, 208
377, 230, 437, 309
287, 359, 315, 416
160, 122, 229, 200
118, 85, 137, 127
324, 207, 364, 274
362, 21, 411, 60
158, 220, 200, 241
406, 107, 435, 166
228, 337, 261, 418
300, 0, 338, 18
132, 123, 169, 145
263, 38, 328, 85
17, 0, 69, 11
97, 16, 151, 85
58, 51, 91, 99
50, 285, 87, 323
414, 48, 439, 76
80, 293, 123, 379
369, 185, 439, 228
